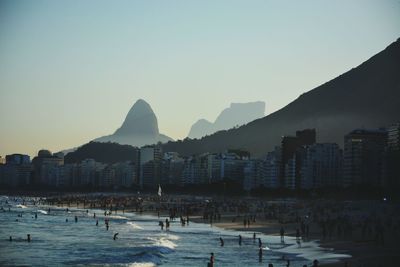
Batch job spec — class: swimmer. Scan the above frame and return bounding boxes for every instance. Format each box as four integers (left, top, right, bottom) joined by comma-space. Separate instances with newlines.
113, 233, 119, 240
219, 237, 224, 247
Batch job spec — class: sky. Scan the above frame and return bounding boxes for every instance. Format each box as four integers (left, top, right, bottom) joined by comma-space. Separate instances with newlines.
1, 0, 400, 157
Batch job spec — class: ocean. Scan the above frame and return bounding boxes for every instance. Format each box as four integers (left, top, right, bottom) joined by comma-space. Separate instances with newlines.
0, 196, 350, 266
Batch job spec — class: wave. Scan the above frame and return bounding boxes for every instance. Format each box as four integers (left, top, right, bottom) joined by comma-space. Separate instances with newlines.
107, 215, 129, 220
128, 262, 156, 267
16, 204, 27, 209
37, 209, 48, 215
146, 236, 177, 251
127, 221, 143, 230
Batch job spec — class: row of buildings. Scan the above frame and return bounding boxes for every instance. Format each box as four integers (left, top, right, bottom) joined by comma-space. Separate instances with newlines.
1, 122, 399, 191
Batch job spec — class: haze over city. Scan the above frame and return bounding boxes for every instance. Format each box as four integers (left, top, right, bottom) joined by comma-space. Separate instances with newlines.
1, 0, 400, 156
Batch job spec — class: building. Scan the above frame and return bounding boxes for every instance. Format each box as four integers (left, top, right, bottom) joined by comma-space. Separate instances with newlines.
32, 150, 64, 186
280, 129, 316, 188
343, 129, 387, 187
300, 143, 342, 189
258, 147, 281, 189
140, 146, 162, 188
1, 153, 32, 187
386, 122, 400, 189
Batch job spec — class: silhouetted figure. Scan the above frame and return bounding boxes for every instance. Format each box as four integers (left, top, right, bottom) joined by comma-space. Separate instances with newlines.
219, 237, 224, 247
312, 260, 319, 267
27, 234, 31, 242
259, 247, 263, 262
74, 216, 78, 223
9, 236, 12, 242
93, 213, 96, 218
296, 228, 301, 247
113, 233, 119, 240
286, 259, 290, 267
268, 264, 274, 267
258, 238, 262, 248
280, 227, 285, 243
66, 218, 68, 222
239, 235, 242, 246
253, 232, 256, 241
35, 213, 37, 219
96, 220, 99, 226
208, 252, 215, 267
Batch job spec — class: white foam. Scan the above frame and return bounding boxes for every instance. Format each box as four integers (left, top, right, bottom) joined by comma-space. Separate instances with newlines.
107, 215, 128, 220
128, 263, 156, 267
16, 204, 27, 209
277, 240, 351, 263
37, 210, 48, 214
147, 237, 177, 250
127, 221, 143, 230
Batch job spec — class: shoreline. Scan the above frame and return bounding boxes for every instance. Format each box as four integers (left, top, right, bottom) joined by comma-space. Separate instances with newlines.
5, 193, 400, 266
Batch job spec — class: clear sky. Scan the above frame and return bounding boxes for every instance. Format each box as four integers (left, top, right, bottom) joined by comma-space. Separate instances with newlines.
1, 0, 399, 157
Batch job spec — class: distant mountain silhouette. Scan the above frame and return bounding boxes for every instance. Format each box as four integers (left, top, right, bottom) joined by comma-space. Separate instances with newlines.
188, 102, 265, 139
163, 38, 400, 157
94, 99, 173, 146
65, 142, 138, 164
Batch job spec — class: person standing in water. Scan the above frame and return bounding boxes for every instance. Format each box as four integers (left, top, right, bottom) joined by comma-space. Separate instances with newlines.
258, 247, 263, 262
208, 253, 215, 267
258, 238, 262, 248
27, 234, 31, 242
219, 237, 224, 247
280, 227, 285, 243
239, 235, 242, 246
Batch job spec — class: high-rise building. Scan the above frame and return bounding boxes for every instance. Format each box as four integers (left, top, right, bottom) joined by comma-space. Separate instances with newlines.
343, 129, 387, 187
1, 153, 32, 187
387, 122, 400, 151
32, 150, 63, 185
280, 129, 316, 188
140, 145, 162, 188
300, 143, 342, 189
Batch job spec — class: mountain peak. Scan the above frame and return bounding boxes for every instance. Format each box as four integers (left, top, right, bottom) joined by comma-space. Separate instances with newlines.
114, 99, 159, 136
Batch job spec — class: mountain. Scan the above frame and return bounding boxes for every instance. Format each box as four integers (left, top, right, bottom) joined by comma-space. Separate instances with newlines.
188, 101, 266, 139
65, 142, 139, 164
94, 99, 173, 146
163, 38, 400, 157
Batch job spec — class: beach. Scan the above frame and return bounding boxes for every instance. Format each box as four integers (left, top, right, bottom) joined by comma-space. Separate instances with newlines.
1, 193, 399, 266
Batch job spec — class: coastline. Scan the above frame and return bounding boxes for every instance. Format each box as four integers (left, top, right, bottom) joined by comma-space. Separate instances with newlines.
6, 193, 400, 266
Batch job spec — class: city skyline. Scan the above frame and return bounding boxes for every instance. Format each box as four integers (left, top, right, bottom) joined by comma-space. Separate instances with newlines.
1, 0, 400, 157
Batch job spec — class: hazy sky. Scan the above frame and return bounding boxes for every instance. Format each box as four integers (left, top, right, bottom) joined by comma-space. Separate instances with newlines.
1, 0, 399, 157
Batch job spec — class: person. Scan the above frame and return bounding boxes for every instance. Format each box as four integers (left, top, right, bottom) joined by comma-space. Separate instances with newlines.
209, 253, 215, 267
35, 213, 37, 219
27, 234, 31, 242
280, 227, 285, 243
219, 237, 224, 247
268, 264, 274, 267
286, 259, 290, 267
258, 247, 263, 262
166, 219, 170, 230
239, 235, 242, 246
93, 213, 96, 218
75, 216, 78, 223
258, 238, 262, 248
113, 233, 119, 240
296, 228, 301, 247
9, 236, 12, 242
253, 232, 256, 241
96, 220, 99, 226
66, 218, 68, 222
312, 259, 319, 267
106, 222, 109, 231
159, 221, 164, 230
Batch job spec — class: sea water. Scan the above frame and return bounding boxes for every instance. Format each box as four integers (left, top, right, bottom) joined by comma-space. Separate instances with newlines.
0, 196, 350, 266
